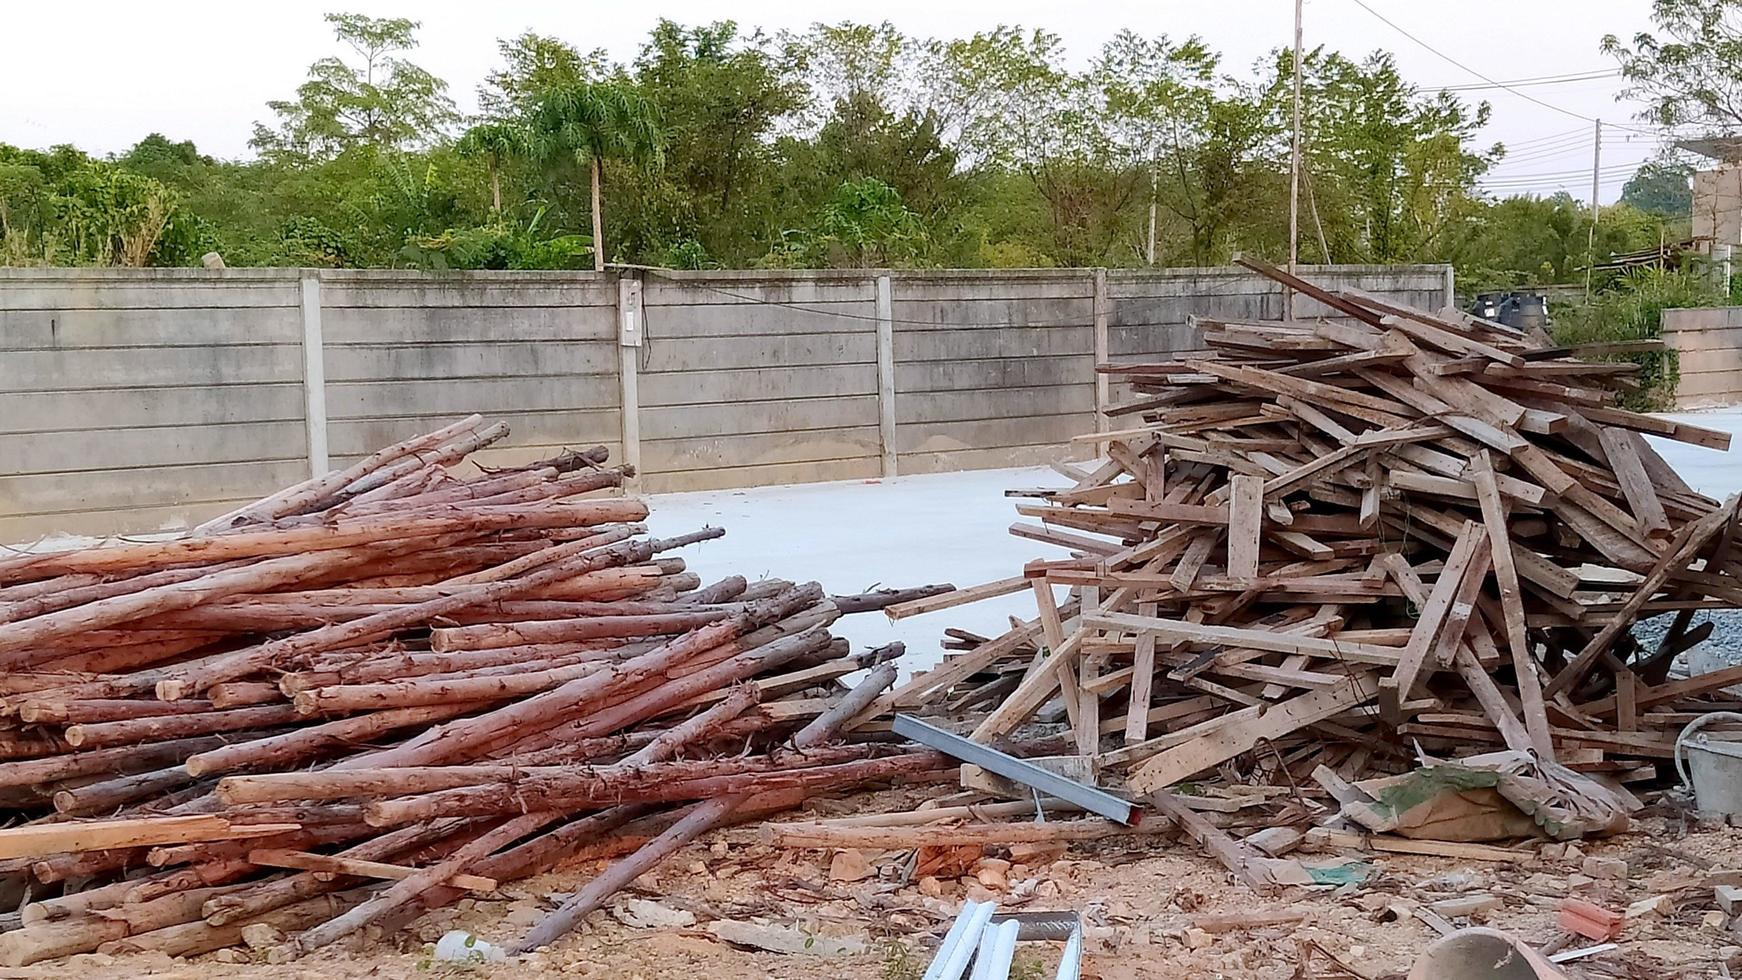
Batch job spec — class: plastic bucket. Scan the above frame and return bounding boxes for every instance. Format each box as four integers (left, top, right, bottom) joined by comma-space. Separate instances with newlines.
1675, 712, 1742, 817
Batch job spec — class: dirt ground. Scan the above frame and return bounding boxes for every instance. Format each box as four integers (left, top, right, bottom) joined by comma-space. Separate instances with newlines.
11, 784, 1741, 980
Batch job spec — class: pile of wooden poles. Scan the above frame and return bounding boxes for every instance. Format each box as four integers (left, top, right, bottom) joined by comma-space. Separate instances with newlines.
0, 416, 949, 965
894, 260, 1742, 804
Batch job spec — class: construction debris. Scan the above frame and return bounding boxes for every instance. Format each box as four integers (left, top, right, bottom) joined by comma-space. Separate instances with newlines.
885, 260, 1742, 868
0, 416, 951, 965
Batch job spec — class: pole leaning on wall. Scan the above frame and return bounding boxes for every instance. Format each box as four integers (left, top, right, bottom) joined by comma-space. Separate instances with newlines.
298, 272, 330, 479
617, 273, 644, 492
1092, 268, 1110, 433
875, 273, 897, 479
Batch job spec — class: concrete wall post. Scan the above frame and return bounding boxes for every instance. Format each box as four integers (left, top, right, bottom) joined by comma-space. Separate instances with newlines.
875, 273, 897, 478
298, 272, 330, 478
1093, 267, 1110, 432
617, 273, 644, 492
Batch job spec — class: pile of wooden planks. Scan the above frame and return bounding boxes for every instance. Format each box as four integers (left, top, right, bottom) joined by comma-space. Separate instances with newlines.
893, 260, 1742, 807
0, 416, 950, 965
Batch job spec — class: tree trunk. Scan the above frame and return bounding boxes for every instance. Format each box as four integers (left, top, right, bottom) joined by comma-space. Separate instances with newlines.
590, 155, 605, 272
490, 163, 502, 215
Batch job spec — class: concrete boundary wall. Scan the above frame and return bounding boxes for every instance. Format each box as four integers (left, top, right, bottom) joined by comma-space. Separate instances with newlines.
1, 264, 1450, 539
1664, 306, 1742, 409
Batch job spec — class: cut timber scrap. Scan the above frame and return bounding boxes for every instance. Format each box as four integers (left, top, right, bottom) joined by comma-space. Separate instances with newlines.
900, 265, 1742, 899
1087, 612, 1402, 665
1469, 453, 1555, 757
883, 577, 1022, 620
1599, 426, 1670, 539
1127, 674, 1378, 793
1191, 910, 1307, 933
764, 818, 1169, 849
1227, 475, 1264, 580
1545, 496, 1740, 698
1303, 827, 1531, 863
1147, 790, 1276, 894
0, 816, 300, 860
247, 848, 499, 892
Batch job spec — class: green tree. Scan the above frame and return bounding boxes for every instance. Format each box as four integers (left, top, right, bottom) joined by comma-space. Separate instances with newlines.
530, 81, 665, 270
631, 20, 807, 263
479, 32, 609, 117
778, 177, 925, 266
253, 12, 458, 159
1284, 49, 1494, 264
1604, 0, 1742, 133
1621, 156, 1695, 217
456, 121, 530, 213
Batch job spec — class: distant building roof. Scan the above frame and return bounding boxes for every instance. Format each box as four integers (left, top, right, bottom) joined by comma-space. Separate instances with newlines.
1677, 136, 1742, 162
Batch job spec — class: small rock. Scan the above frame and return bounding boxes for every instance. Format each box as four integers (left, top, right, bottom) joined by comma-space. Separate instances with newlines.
1034, 879, 1061, 899
1008, 842, 1068, 866
1626, 894, 1674, 919
455, 898, 477, 913
686, 860, 709, 876
1184, 927, 1213, 950
67, 953, 116, 969
829, 848, 873, 883
1567, 874, 1595, 890
1355, 893, 1393, 912
704, 919, 866, 956
1539, 843, 1567, 860
1718, 885, 1742, 916
1704, 910, 1731, 932
1430, 894, 1502, 920
505, 906, 545, 928
1083, 925, 1120, 953
975, 858, 1011, 891
612, 898, 697, 930
263, 947, 294, 965
1563, 843, 1585, 863
918, 876, 943, 898
240, 923, 283, 950
1582, 856, 1628, 880
964, 883, 998, 904
1694, 810, 1729, 831
710, 840, 729, 858
213, 948, 248, 963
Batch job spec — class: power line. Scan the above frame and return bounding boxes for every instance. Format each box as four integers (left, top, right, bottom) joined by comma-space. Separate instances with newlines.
1499, 126, 1591, 149
1421, 69, 1620, 93
1342, 0, 1662, 137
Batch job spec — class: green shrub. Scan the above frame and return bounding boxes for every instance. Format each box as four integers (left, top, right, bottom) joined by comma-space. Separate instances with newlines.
1552, 268, 1724, 411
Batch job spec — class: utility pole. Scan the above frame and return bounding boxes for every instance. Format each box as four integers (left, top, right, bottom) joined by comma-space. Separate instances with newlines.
1287, 0, 1304, 320
1585, 118, 1601, 300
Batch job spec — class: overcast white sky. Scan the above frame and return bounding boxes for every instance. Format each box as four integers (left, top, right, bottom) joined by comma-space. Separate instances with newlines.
1, 0, 1669, 202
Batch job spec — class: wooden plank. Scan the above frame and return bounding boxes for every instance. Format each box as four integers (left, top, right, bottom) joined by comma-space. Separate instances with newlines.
1127, 673, 1379, 793
883, 576, 1028, 621
1544, 497, 1739, 698
1598, 426, 1670, 539
1303, 827, 1530, 863
1227, 475, 1263, 580
1147, 790, 1277, 894
1469, 452, 1555, 758
1125, 601, 1159, 746
1384, 523, 1482, 719
1085, 612, 1404, 665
